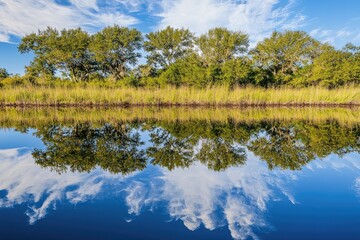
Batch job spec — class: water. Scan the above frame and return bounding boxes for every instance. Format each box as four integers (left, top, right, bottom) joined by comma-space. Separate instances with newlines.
0, 110, 359, 240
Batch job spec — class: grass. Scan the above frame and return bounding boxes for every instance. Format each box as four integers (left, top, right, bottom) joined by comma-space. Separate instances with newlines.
1, 107, 360, 128
0, 86, 360, 106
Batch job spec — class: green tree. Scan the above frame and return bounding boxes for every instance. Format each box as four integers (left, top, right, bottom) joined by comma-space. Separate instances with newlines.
18, 27, 59, 78
90, 25, 143, 80
157, 53, 207, 87
251, 31, 321, 85
19, 27, 95, 81
307, 43, 360, 87
54, 28, 95, 81
0, 68, 9, 79
144, 26, 195, 69
221, 58, 253, 87
197, 28, 249, 66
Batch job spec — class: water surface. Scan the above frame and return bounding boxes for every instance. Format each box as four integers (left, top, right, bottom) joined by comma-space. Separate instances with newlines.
0, 108, 359, 239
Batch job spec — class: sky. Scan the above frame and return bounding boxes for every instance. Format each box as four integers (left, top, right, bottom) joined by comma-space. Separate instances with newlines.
0, 0, 360, 74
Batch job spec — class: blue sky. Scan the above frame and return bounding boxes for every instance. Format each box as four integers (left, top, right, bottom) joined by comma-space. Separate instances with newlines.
0, 0, 359, 74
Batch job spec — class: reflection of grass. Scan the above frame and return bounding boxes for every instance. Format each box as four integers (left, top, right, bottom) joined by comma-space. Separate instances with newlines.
0, 86, 360, 106
1, 107, 360, 128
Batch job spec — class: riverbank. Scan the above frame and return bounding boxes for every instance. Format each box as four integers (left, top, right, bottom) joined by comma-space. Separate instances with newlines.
0, 86, 359, 107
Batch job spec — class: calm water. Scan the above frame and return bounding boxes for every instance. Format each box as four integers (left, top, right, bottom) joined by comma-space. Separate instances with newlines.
0, 114, 359, 240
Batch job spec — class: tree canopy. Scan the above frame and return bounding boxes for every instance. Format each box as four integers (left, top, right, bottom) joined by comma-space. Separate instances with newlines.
144, 26, 194, 69
0, 68, 9, 79
251, 31, 322, 85
198, 28, 249, 66
5, 26, 358, 88
90, 25, 143, 80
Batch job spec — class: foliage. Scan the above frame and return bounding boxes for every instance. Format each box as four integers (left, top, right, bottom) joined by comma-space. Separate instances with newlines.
90, 25, 143, 80
144, 26, 194, 69
12, 26, 360, 88
24, 118, 360, 173
308, 44, 360, 87
33, 122, 146, 174
0, 68, 10, 79
198, 28, 249, 66
18, 27, 59, 78
252, 31, 322, 85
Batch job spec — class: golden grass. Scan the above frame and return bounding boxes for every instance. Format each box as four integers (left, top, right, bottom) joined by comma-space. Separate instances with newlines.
1, 107, 360, 128
0, 86, 360, 106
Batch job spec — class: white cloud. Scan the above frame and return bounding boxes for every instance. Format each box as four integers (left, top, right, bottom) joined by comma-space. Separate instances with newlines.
1, 146, 358, 238
309, 27, 360, 47
0, 0, 139, 43
155, 0, 305, 43
0, 148, 131, 224
125, 152, 296, 240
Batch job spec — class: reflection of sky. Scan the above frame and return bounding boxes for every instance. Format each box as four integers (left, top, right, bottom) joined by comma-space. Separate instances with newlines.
0, 148, 133, 224
125, 152, 296, 240
0, 129, 359, 240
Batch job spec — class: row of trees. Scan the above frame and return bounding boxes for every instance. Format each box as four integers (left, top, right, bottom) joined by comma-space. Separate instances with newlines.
1, 25, 360, 87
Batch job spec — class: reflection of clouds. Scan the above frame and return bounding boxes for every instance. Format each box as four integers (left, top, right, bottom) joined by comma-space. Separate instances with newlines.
307, 154, 360, 199
126, 152, 296, 240
307, 154, 360, 172
1, 147, 359, 239
356, 178, 360, 197
0, 148, 127, 224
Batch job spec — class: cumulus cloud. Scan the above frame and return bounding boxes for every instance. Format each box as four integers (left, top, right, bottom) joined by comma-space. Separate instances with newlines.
0, 0, 139, 43
154, 0, 305, 43
125, 152, 296, 240
0, 148, 130, 224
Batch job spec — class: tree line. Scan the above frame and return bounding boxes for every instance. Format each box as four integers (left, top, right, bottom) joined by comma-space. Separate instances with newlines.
1, 25, 359, 88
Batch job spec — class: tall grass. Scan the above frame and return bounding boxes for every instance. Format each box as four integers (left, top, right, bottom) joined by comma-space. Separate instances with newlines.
0, 86, 360, 106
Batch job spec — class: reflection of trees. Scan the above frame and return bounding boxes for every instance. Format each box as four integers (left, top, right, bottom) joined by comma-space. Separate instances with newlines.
147, 120, 248, 171
147, 128, 194, 170
31, 119, 360, 174
33, 122, 146, 174
150, 120, 359, 171
248, 121, 360, 170
248, 124, 315, 170
196, 139, 246, 171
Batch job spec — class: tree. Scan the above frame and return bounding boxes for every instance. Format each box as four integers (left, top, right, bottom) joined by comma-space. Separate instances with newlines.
197, 28, 249, 66
54, 28, 95, 81
308, 43, 360, 87
144, 26, 195, 69
221, 58, 253, 87
157, 53, 207, 87
18, 27, 59, 78
251, 31, 322, 85
0, 68, 9, 79
19, 27, 95, 81
90, 25, 143, 80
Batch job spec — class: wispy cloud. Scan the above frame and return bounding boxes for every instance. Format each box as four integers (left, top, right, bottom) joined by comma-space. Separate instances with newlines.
309, 27, 360, 47
154, 0, 305, 43
125, 152, 296, 240
0, 148, 131, 224
0, 0, 139, 43
0, 0, 305, 44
